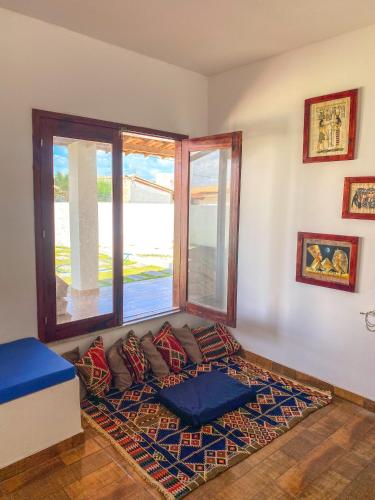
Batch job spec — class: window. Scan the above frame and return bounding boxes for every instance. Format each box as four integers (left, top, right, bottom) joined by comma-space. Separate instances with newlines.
122, 133, 177, 321
180, 133, 242, 326
33, 110, 241, 341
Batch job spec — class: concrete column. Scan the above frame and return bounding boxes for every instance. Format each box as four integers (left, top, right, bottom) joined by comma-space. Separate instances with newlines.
68, 140, 99, 293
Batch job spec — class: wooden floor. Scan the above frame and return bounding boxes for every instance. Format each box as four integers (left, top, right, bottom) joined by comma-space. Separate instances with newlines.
1, 397, 374, 500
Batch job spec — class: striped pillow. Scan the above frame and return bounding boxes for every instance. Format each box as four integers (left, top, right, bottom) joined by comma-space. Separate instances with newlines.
214, 323, 241, 356
191, 325, 227, 362
192, 324, 241, 362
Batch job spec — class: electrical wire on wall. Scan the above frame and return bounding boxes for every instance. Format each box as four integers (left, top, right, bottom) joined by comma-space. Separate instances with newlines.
361, 310, 375, 332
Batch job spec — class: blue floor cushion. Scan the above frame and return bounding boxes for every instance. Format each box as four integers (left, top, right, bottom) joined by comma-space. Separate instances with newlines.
0, 337, 76, 404
158, 370, 257, 426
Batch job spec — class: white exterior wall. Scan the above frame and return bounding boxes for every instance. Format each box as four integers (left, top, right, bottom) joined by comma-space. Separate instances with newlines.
55, 203, 218, 255
129, 182, 172, 204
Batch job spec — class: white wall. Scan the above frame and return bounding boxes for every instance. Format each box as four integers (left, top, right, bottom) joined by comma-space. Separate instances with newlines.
209, 25, 375, 400
0, 8, 207, 351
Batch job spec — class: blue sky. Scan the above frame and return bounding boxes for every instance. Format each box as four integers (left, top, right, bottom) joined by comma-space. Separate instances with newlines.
53, 145, 174, 182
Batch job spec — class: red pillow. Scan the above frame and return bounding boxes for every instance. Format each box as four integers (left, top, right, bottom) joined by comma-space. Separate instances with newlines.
153, 322, 188, 373
75, 336, 111, 397
214, 323, 241, 356
121, 331, 150, 383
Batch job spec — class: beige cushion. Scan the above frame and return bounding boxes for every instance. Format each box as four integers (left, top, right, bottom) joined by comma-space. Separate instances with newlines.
106, 338, 133, 391
141, 332, 170, 377
173, 325, 203, 364
61, 347, 88, 401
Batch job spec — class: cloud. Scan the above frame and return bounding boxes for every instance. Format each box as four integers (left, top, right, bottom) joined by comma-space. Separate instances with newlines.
123, 154, 173, 182
52, 146, 174, 182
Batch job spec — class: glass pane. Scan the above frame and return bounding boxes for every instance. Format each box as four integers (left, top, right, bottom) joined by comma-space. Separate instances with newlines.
53, 137, 113, 323
188, 148, 231, 311
122, 134, 175, 321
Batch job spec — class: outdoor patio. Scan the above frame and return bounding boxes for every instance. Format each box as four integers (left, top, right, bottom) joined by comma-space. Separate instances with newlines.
62, 276, 173, 323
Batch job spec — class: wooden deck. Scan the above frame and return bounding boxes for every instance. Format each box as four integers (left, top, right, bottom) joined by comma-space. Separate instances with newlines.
1, 397, 374, 499
63, 277, 173, 323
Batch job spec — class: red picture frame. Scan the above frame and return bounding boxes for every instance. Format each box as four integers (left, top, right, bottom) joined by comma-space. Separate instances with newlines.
303, 89, 358, 163
342, 176, 375, 220
296, 232, 359, 292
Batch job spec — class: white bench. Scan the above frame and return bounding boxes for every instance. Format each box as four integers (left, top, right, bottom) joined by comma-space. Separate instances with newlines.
0, 338, 82, 469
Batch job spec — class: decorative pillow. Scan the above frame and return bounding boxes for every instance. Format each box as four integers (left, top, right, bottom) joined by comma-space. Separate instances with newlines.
172, 325, 203, 364
75, 337, 112, 397
106, 338, 133, 391
62, 347, 88, 401
214, 323, 241, 356
153, 322, 188, 373
141, 332, 170, 378
191, 325, 227, 362
121, 331, 150, 383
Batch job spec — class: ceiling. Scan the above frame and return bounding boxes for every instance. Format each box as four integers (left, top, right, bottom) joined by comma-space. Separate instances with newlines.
1, 0, 375, 75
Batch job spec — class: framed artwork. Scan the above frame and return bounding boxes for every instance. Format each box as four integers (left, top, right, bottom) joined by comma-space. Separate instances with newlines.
303, 89, 358, 163
342, 176, 375, 220
296, 232, 359, 292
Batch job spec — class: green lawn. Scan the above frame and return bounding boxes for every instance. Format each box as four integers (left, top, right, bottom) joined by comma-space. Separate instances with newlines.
55, 246, 172, 286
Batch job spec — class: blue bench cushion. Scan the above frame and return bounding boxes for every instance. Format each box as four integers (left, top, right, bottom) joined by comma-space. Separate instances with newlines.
158, 370, 257, 427
0, 337, 76, 404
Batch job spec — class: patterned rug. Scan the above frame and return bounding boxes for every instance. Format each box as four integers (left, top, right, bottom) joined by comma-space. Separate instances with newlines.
81, 356, 332, 499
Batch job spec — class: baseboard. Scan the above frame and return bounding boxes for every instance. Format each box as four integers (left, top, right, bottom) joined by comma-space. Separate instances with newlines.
244, 350, 375, 414
0, 432, 84, 482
